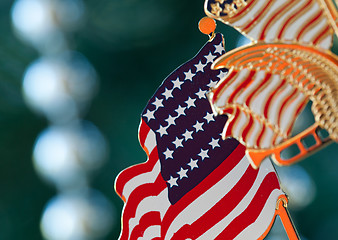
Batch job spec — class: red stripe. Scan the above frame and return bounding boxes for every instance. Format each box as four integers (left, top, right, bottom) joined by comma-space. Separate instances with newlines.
243, 0, 274, 31
242, 113, 254, 143
225, 109, 241, 138
228, 70, 256, 104
296, 10, 323, 41
221, 107, 235, 115
171, 165, 259, 240
245, 72, 271, 107
215, 172, 280, 240
278, 0, 313, 39
161, 144, 246, 237
259, 0, 295, 40
139, 119, 151, 148
115, 146, 159, 198
313, 25, 331, 45
231, 0, 256, 19
129, 211, 161, 240
256, 124, 266, 147
264, 79, 286, 119
119, 175, 167, 240
212, 70, 238, 103
286, 98, 308, 136
277, 88, 298, 127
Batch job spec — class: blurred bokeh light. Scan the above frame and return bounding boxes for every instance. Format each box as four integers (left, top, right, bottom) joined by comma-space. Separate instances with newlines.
33, 122, 107, 188
11, 0, 84, 52
277, 165, 316, 210
41, 191, 114, 240
22, 53, 97, 122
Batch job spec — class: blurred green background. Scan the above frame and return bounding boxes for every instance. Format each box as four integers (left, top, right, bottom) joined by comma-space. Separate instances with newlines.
0, 0, 337, 239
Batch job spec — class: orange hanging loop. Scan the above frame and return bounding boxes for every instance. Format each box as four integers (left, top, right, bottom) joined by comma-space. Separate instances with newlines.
199, 17, 216, 39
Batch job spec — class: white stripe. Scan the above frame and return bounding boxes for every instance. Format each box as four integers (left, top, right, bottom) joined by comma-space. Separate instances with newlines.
246, 117, 262, 148
302, 16, 327, 43
144, 128, 156, 154
247, 0, 287, 40
197, 159, 277, 240
279, 92, 306, 133
250, 74, 281, 116
232, 0, 267, 28
137, 225, 161, 240
268, 84, 292, 126
122, 160, 161, 201
122, 128, 157, 200
319, 34, 333, 50
234, 189, 283, 240
232, 111, 250, 140
236, 71, 266, 105
265, 0, 306, 41
215, 69, 250, 109
284, 2, 318, 41
260, 126, 275, 149
129, 189, 170, 239
164, 157, 250, 240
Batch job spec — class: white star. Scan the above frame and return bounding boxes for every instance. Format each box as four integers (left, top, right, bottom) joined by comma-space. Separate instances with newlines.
143, 109, 155, 121
193, 121, 204, 132
204, 112, 215, 123
188, 158, 199, 170
215, 42, 225, 55
177, 167, 188, 179
185, 97, 196, 108
172, 77, 183, 89
195, 89, 207, 99
157, 125, 168, 137
209, 138, 220, 149
205, 52, 217, 64
207, 79, 218, 88
217, 70, 227, 80
162, 88, 173, 100
163, 148, 174, 159
184, 69, 195, 81
194, 60, 206, 73
198, 149, 209, 160
175, 105, 186, 117
152, 97, 164, 110
167, 176, 178, 188
182, 129, 193, 141
165, 115, 177, 126
173, 137, 184, 148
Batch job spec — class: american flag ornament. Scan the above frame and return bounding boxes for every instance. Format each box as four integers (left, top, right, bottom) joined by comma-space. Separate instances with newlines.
115, 30, 297, 239
204, 0, 338, 168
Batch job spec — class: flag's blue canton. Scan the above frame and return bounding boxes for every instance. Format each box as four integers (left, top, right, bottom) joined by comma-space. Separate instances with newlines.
142, 33, 239, 205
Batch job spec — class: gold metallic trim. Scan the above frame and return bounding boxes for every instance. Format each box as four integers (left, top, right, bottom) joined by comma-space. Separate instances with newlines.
247, 123, 334, 168
319, 0, 338, 36
211, 42, 338, 142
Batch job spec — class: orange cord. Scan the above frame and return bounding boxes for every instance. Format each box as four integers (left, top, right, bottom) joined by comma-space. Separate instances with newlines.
276, 196, 300, 240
